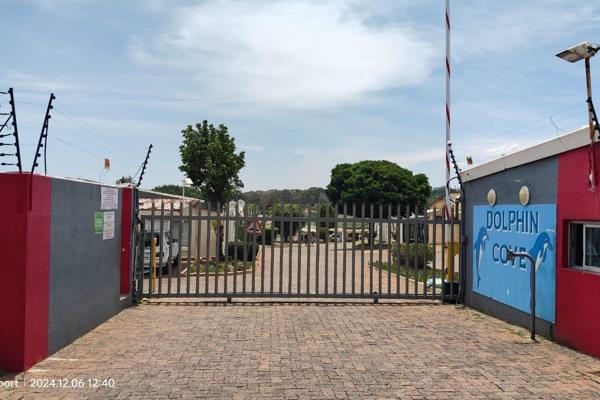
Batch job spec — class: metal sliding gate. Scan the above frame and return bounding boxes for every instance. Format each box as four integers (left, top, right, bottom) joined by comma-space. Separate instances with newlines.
132, 198, 461, 301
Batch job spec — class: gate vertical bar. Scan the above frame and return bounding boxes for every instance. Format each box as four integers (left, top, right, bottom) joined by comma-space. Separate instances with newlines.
315, 202, 321, 295
205, 202, 212, 296
306, 205, 311, 294
167, 202, 174, 295
149, 202, 155, 296
423, 203, 429, 297
296, 204, 302, 295
387, 204, 392, 298
215, 202, 221, 295
361, 203, 365, 295
196, 202, 202, 295
413, 204, 419, 298
432, 208, 437, 300
177, 200, 183, 295
260, 203, 266, 295
186, 201, 193, 296
342, 204, 347, 295
396, 204, 401, 296
351, 204, 356, 296
333, 203, 338, 296
233, 201, 239, 296
288, 204, 293, 294
242, 202, 249, 295
378, 204, 383, 296
404, 205, 410, 296
224, 201, 230, 296
158, 200, 165, 296
324, 203, 329, 295
251, 205, 258, 295
279, 202, 284, 295
269, 205, 275, 295
369, 203, 374, 295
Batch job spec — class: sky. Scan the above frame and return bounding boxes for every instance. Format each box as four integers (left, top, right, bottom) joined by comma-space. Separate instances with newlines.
1, 0, 599, 191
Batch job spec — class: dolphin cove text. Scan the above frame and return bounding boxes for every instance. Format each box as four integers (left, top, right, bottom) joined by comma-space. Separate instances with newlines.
486, 210, 539, 234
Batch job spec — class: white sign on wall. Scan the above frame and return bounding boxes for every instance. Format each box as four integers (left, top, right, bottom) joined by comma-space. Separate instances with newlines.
103, 211, 115, 240
101, 187, 118, 210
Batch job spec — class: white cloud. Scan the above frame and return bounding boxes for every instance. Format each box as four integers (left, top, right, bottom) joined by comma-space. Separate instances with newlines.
5, 71, 73, 93
131, 0, 436, 109
240, 144, 264, 152
276, 141, 444, 190
454, 2, 600, 59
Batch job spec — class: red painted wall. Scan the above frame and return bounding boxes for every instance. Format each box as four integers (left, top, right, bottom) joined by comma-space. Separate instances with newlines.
120, 187, 133, 294
0, 173, 51, 372
556, 143, 600, 357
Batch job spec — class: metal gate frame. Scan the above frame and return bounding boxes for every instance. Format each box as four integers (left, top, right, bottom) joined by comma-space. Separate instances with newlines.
132, 196, 461, 302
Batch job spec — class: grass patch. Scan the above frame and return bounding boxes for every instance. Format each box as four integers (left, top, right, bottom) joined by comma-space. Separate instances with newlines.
186, 260, 254, 274
371, 261, 459, 283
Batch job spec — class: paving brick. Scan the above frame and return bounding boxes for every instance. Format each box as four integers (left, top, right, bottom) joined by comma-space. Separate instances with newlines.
2, 303, 600, 399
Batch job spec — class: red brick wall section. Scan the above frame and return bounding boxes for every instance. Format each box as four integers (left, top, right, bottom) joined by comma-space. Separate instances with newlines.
556, 143, 600, 358
0, 173, 51, 372
120, 187, 133, 294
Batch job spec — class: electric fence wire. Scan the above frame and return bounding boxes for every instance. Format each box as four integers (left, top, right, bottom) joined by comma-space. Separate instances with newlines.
54, 101, 148, 151
496, 101, 587, 139
51, 116, 145, 161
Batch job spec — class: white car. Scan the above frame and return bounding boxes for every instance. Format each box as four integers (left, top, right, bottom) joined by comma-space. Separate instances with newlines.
144, 232, 179, 273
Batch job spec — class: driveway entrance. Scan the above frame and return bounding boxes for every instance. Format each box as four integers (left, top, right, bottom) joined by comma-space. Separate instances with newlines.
4, 302, 600, 399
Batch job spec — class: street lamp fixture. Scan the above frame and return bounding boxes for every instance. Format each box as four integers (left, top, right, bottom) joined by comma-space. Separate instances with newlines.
556, 42, 600, 63
556, 41, 600, 192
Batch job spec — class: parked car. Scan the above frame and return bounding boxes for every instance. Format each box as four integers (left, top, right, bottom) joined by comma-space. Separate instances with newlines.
144, 232, 179, 273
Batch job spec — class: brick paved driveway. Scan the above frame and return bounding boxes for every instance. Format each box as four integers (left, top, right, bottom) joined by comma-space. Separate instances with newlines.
150, 243, 437, 297
3, 302, 600, 399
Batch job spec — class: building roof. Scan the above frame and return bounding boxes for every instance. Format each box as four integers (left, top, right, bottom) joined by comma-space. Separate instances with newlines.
460, 126, 591, 183
138, 198, 202, 212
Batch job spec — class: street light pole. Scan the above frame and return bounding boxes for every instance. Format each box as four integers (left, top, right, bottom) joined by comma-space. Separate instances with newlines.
556, 42, 600, 191
586, 57, 595, 141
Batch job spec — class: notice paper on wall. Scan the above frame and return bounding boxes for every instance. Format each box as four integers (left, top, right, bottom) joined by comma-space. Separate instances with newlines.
94, 212, 103, 235
103, 211, 115, 240
101, 187, 118, 210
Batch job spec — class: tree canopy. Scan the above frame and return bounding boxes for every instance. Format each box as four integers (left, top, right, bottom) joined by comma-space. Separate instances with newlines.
326, 160, 432, 215
179, 120, 245, 204
115, 176, 133, 185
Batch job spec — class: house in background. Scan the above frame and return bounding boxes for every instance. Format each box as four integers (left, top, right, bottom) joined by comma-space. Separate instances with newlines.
138, 190, 217, 262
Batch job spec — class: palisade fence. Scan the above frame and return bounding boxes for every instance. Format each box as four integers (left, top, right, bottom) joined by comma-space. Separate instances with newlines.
133, 199, 461, 301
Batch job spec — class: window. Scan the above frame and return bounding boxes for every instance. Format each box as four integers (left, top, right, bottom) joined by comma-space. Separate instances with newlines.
568, 222, 600, 273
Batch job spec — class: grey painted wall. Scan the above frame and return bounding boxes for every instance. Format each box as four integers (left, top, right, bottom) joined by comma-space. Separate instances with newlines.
463, 156, 558, 338
49, 178, 125, 353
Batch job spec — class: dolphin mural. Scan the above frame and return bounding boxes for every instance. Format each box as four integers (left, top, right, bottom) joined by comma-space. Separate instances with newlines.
473, 227, 489, 288
528, 231, 554, 272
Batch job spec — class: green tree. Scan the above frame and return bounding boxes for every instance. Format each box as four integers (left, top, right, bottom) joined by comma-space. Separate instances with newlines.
326, 160, 432, 217
179, 120, 245, 205
241, 187, 327, 207
152, 184, 203, 199
115, 176, 133, 185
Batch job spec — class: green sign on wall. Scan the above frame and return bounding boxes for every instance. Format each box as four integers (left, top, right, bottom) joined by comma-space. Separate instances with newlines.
94, 212, 103, 235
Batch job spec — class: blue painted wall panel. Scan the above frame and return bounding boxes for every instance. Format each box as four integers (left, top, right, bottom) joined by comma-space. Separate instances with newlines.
472, 204, 556, 323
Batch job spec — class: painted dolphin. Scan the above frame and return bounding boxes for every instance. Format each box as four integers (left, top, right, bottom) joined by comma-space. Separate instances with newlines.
529, 232, 554, 272
473, 227, 489, 288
